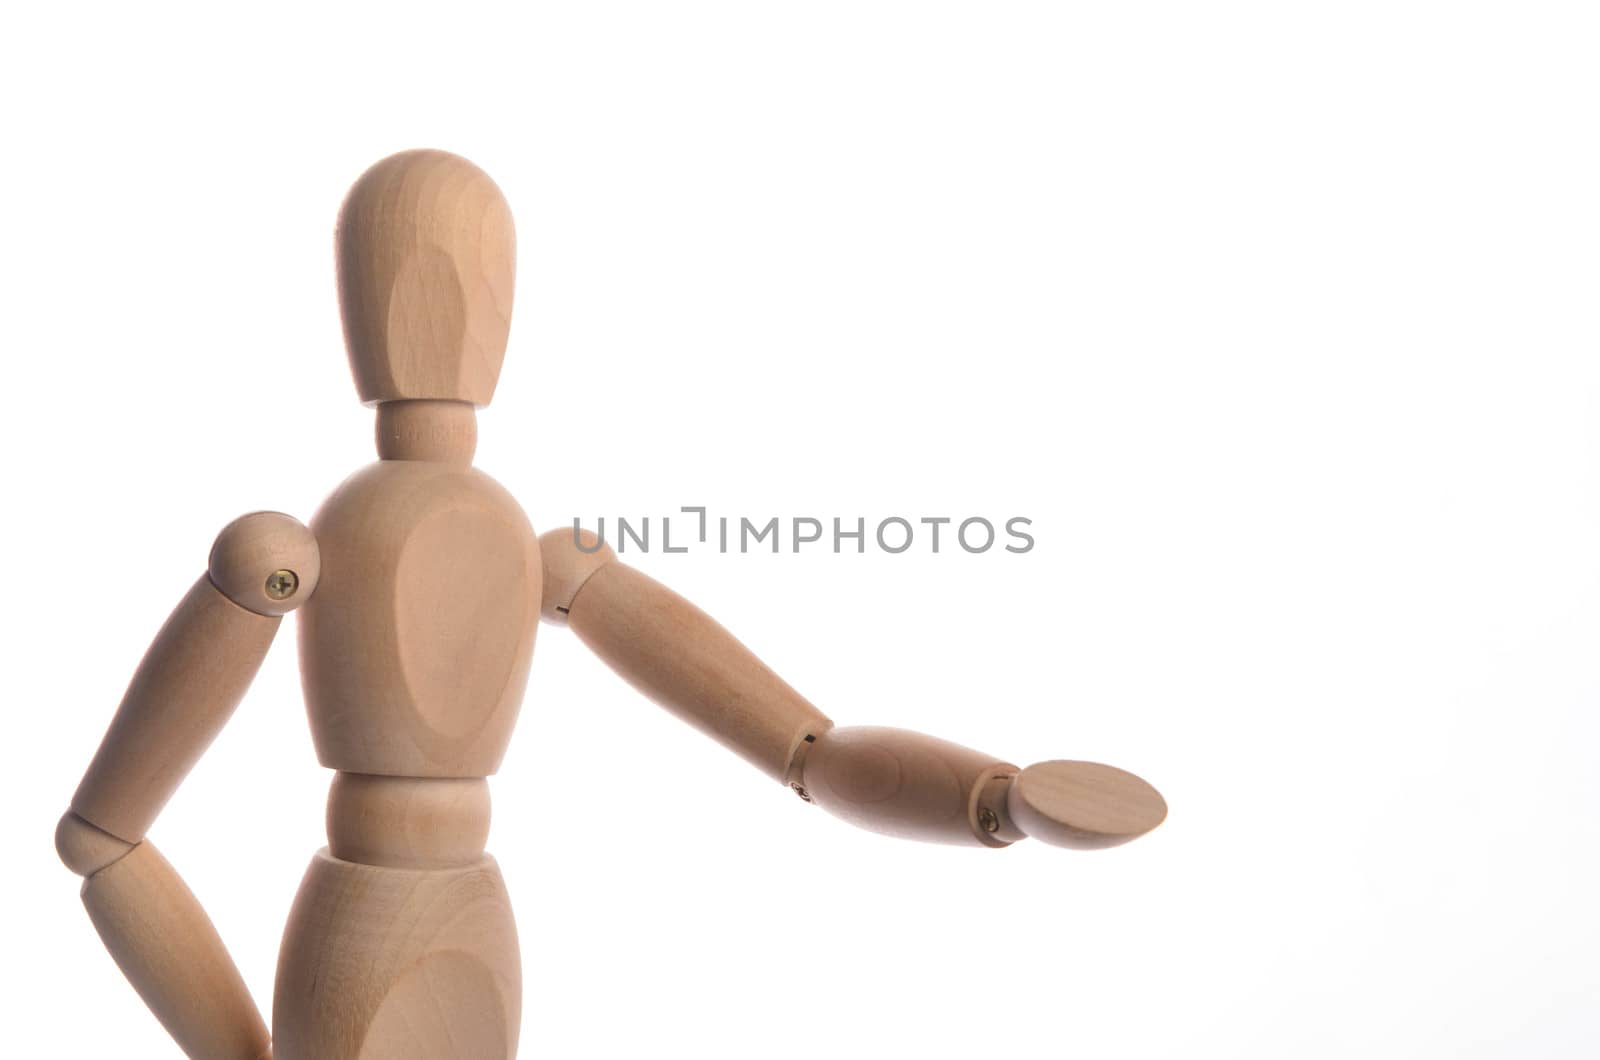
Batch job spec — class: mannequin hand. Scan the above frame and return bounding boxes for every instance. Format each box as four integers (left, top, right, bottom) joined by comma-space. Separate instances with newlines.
1001, 760, 1167, 849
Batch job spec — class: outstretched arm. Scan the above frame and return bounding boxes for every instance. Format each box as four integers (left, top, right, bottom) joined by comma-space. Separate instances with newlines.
540, 528, 1165, 849
55, 512, 319, 1060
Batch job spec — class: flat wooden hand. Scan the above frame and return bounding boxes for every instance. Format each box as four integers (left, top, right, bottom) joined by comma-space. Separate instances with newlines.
1005, 760, 1168, 849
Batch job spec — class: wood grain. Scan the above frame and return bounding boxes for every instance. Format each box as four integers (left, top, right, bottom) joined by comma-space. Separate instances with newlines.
537, 526, 615, 623
54, 811, 134, 877
337, 148, 515, 407
81, 840, 272, 1060
800, 726, 1020, 847
375, 399, 478, 463
327, 773, 491, 869
61, 512, 317, 1056
273, 850, 520, 1059
560, 557, 832, 781
298, 460, 540, 777
207, 510, 321, 617
1005, 759, 1168, 848
71, 577, 281, 842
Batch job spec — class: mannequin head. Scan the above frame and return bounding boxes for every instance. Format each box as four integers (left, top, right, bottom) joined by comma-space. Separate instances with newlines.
335, 149, 515, 408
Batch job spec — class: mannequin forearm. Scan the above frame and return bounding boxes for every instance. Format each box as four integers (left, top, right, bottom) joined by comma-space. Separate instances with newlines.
57, 815, 272, 1059
795, 726, 1023, 847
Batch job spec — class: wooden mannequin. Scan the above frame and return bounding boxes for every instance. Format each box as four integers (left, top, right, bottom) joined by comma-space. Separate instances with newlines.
56, 148, 1167, 1059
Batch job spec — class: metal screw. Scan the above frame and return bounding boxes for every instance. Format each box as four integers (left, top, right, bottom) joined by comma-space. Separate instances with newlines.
791, 783, 813, 803
265, 569, 299, 601
978, 807, 1000, 834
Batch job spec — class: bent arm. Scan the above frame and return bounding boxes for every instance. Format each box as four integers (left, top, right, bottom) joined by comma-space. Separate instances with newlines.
540, 527, 1165, 849
56, 512, 319, 1060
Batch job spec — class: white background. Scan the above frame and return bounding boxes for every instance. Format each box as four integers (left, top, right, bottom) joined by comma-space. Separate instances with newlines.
4, 2, 1598, 1057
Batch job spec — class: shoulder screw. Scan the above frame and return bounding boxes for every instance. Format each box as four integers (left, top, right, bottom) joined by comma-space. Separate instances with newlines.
265, 569, 300, 601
